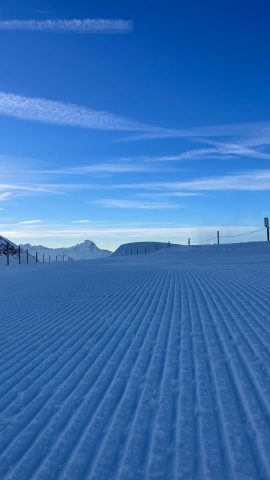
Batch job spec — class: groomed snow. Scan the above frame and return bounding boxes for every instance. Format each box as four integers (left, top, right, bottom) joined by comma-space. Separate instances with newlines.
0, 242, 270, 479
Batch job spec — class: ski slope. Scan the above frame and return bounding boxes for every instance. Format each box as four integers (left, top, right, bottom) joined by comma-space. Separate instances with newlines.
0, 243, 270, 479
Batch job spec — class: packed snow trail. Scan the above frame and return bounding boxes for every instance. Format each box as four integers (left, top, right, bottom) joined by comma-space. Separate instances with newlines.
0, 244, 270, 479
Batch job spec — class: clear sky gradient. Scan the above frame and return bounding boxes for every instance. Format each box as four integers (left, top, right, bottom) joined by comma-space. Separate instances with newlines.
1, 0, 270, 249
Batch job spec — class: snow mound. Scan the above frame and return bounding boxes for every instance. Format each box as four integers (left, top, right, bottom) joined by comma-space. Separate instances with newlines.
113, 241, 179, 256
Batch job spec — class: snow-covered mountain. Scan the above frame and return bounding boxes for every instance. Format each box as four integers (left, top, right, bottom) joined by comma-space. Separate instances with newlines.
0, 235, 36, 265
20, 240, 111, 261
0, 235, 18, 264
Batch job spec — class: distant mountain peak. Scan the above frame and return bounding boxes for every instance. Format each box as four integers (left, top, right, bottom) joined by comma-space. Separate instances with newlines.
20, 239, 111, 261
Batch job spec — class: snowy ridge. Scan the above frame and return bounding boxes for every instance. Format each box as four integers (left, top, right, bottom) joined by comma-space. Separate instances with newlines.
20, 239, 111, 261
113, 241, 179, 256
0, 235, 35, 265
0, 244, 270, 478
114, 240, 270, 257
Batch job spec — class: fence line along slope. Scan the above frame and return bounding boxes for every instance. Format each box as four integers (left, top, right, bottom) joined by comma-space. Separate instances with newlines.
0, 242, 270, 479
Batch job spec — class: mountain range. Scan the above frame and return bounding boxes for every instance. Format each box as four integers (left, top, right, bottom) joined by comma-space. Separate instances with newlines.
20, 240, 111, 261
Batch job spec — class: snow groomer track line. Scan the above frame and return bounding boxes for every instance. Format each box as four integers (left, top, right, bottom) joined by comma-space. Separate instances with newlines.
0, 242, 270, 480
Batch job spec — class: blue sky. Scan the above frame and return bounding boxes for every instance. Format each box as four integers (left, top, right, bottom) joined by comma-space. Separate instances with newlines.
1, 0, 270, 249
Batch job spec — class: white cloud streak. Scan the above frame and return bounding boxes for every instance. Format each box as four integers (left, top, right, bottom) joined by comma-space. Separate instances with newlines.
0, 192, 12, 201
72, 220, 92, 224
2, 169, 270, 203
0, 92, 161, 132
161, 170, 270, 191
144, 145, 270, 162
93, 199, 179, 209
0, 18, 133, 33
118, 120, 270, 152
18, 220, 43, 225
2, 92, 270, 149
140, 192, 202, 198
121, 121, 270, 141
38, 162, 166, 175
197, 140, 270, 161
0, 183, 65, 195
112, 169, 270, 192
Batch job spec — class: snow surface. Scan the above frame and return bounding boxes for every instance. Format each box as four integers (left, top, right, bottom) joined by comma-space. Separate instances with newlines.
0, 242, 270, 479
20, 240, 111, 261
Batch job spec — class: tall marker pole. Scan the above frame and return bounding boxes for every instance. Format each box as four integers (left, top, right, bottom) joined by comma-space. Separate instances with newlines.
264, 217, 269, 241
217, 230, 220, 245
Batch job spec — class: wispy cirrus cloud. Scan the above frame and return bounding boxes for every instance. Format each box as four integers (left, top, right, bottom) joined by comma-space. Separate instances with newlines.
0, 18, 133, 34
24, 147, 270, 180
0, 92, 163, 133
0, 192, 12, 201
93, 198, 179, 209
196, 140, 270, 160
118, 120, 270, 152
162, 170, 270, 191
140, 192, 202, 198
0, 183, 65, 195
114, 169, 270, 192
121, 120, 270, 141
141, 149, 221, 161
37, 162, 167, 175
93, 198, 180, 210
2, 169, 270, 202
18, 220, 43, 225
3, 91, 270, 149
72, 220, 92, 224
143, 144, 270, 162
